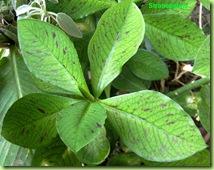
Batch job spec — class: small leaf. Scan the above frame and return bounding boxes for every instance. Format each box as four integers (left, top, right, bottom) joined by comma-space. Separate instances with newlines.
193, 36, 210, 78
144, 14, 206, 61
88, 0, 145, 97
56, 13, 83, 38
112, 66, 151, 92
198, 84, 210, 133
76, 128, 110, 165
18, 19, 90, 97
2, 93, 80, 148
56, 101, 107, 152
127, 50, 169, 80
102, 90, 207, 162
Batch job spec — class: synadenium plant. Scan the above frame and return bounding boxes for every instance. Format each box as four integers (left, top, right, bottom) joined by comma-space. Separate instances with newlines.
0, 0, 210, 167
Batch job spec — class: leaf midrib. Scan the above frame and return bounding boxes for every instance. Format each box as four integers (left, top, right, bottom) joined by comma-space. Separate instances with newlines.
97, 2, 133, 94
11, 50, 23, 98
102, 103, 205, 148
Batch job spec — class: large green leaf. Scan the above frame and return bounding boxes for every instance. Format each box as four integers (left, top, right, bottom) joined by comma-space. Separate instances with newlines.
193, 36, 210, 78
56, 101, 107, 152
141, 0, 196, 17
143, 149, 210, 166
18, 19, 90, 97
127, 50, 169, 80
198, 84, 210, 133
88, 0, 145, 97
2, 93, 80, 148
32, 138, 81, 166
76, 128, 110, 165
0, 49, 38, 166
144, 14, 206, 61
47, 0, 116, 19
102, 90, 206, 162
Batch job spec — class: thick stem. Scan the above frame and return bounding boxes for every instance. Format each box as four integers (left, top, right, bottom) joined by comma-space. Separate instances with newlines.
167, 78, 210, 98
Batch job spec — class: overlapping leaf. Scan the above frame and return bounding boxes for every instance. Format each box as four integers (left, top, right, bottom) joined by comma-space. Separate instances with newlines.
76, 128, 110, 165
0, 49, 38, 166
198, 85, 210, 133
127, 50, 169, 80
18, 19, 89, 97
2, 93, 80, 148
144, 14, 206, 61
193, 36, 210, 78
56, 101, 107, 152
88, 0, 145, 97
102, 90, 206, 162
47, 0, 116, 19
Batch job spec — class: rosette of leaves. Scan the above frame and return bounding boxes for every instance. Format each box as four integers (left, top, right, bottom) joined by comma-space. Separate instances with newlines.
0, 0, 210, 167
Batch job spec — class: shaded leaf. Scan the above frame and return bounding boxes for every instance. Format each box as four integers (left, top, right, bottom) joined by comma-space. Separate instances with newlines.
107, 153, 142, 166
32, 138, 81, 166
56, 13, 82, 38
198, 84, 210, 133
47, 0, 116, 19
112, 66, 151, 92
76, 128, 110, 165
0, 49, 38, 166
127, 50, 169, 80
143, 149, 210, 167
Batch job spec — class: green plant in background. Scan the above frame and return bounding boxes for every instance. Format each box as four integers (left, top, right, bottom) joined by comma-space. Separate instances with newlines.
0, 0, 211, 166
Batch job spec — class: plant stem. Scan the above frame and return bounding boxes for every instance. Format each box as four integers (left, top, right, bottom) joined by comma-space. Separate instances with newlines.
167, 78, 210, 98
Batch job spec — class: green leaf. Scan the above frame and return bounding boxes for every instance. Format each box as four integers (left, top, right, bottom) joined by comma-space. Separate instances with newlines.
107, 153, 142, 166
18, 19, 89, 97
198, 84, 210, 133
47, 0, 116, 19
2, 93, 80, 148
144, 14, 206, 61
88, 0, 145, 97
112, 66, 151, 92
102, 90, 207, 162
127, 50, 169, 80
143, 149, 210, 166
56, 13, 83, 38
76, 128, 110, 165
201, 0, 210, 10
193, 36, 210, 78
56, 101, 107, 152
172, 91, 199, 117
0, 48, 38, 166
141, 0, 196, 17
32, 138, 81, 166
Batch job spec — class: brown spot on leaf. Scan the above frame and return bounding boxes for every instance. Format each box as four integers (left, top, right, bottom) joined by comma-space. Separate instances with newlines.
96, 123, 102, 128
38, 108, 46, 113
52, 32, 56, 39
